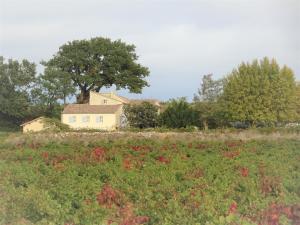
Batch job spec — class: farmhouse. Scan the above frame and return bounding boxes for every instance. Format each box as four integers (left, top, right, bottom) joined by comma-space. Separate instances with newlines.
61, 91, 160, 130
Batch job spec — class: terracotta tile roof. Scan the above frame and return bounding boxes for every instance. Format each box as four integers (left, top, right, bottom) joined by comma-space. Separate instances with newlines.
62, 104, 122, 114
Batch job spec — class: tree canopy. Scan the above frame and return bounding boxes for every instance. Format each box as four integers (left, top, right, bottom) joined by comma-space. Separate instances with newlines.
44, 37, 150, 103
296, 82, 300, 121
194, 74, 223, 102
31, 66, 76, 118
221, 57, 297, 126
194, 74, 224, 129
0, 56, 37, 124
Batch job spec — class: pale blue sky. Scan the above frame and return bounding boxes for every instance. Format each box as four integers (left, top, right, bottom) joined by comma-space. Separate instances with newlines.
0, 0, 299, 101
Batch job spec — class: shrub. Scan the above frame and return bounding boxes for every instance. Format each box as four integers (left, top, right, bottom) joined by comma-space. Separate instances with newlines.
124, 102, 159, 129
0, 114, 19, 132
159, 98, 198, 128
43, 117, 70, 131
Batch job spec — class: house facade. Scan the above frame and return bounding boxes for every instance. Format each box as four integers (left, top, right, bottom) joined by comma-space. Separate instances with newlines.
21, 117, 49, 133
61, 91, 160, 131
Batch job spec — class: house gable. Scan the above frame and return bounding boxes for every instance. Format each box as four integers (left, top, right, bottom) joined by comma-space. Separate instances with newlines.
100, 92, 130, 104
20, 117, 48, 133
89, 91, 127, 105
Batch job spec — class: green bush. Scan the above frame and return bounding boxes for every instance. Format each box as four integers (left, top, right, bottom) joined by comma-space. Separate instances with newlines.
124, 102, 159, 129
44, 118, 70, 131
159, 98, 199, 128
0, 114, 19, 132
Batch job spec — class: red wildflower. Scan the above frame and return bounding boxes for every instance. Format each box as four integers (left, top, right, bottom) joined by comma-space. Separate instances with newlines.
254, 203, 300, 225
190, 190, 196, 197
96, 184, 120, 208
92, 147, 106, 161
121, 216, 149, 225
223, 151, 240, 159
131, 146, 142, 151
282, 206, 293, 218
119, 203, 150, 225
120, 203, 134, 220
228, 201, 238, 214
225, 140, 243, 148
107, 220, 114, 225
156, 156, 170, 164
132, 216, 150, 224
41, 152, 49, 160
131, 145, 151, 153
160, 145, 169, 151
123, 157, 132, 170
240, 167, 249, 177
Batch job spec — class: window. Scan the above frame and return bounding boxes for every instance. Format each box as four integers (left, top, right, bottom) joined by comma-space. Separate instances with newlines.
68, 116, 76, 123
103, 99, 108, 104
82, 115, 90, 123
96, 115, 103, 123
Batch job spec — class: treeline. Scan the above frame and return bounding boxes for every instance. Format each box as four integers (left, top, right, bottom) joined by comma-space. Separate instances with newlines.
125, 58, 300, 129
0, 37, 150, 129
0, 36, 299, 130
0, 56, 70, 128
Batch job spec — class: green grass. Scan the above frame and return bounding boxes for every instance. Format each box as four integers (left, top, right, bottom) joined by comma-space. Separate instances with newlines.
0, 134, 299, 225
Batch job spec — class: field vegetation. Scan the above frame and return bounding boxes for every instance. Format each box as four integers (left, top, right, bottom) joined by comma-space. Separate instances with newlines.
0, 131, 299, 225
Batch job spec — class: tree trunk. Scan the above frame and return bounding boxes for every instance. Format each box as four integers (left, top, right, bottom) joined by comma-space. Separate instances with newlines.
77, 89, 90, 104
63, 93, 66, 105
203, 119, 208, 130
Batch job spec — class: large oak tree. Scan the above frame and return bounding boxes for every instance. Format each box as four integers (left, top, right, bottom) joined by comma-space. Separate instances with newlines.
44, 37, 150, 103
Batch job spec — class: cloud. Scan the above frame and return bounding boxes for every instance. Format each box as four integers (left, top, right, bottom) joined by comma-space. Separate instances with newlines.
0, 0, 299, 100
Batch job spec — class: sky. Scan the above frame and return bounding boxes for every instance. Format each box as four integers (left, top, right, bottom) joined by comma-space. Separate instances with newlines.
0, 0, 299, 101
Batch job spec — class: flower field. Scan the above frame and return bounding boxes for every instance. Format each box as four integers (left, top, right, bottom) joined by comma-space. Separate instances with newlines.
0, 133, 299, 225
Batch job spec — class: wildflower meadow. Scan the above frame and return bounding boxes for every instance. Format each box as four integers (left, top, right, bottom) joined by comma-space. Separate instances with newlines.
0, 132, 299, 224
